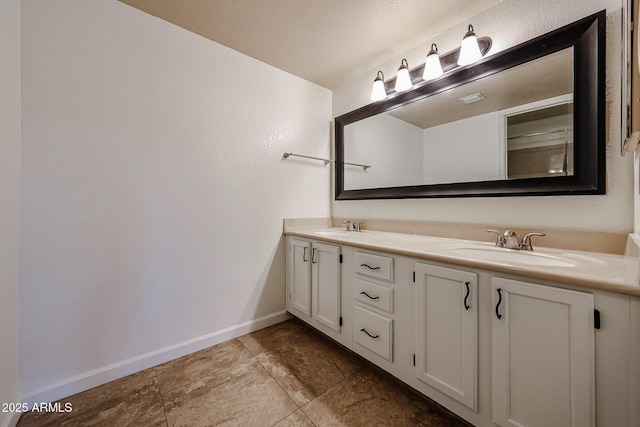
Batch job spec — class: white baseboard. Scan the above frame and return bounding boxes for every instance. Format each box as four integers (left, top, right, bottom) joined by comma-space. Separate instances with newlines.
0, 412, 21, 427
21, 311, 291, 406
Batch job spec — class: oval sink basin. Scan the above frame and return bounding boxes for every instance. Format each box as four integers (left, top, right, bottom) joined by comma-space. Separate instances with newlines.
453, 247, 575, 267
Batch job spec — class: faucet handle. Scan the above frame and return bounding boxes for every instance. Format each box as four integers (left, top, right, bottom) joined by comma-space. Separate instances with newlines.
486, 229, 506, 247
354, 221, 365, 232
520, 232, 546, 251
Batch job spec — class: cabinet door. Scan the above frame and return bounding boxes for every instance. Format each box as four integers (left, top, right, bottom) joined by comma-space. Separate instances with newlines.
288, 238, 311, 316
492, 277, 595, 427
312, 242, 341, 331
415, 263, 478, 411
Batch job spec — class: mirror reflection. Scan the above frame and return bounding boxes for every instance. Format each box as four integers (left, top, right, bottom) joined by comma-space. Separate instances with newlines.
506, 98, 573, 179
344, 47, 573, 191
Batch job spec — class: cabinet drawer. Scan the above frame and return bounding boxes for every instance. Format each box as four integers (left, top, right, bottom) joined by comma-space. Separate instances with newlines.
354, 251, 394, 282
354, 305, 393, 361
354, 278, 393, 313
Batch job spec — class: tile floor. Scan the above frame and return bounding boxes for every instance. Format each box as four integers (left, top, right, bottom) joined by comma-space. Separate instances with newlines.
17, 319, 469, 427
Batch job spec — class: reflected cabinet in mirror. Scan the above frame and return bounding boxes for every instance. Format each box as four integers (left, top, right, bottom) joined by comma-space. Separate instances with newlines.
335, 11, 605, 200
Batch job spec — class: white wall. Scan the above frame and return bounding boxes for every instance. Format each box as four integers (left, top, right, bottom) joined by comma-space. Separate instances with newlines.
423, 112, 503, 184
344, 114, 423, 190
0, 0, 21, 426
20, 0, 330, 402
333, 0, 633, 232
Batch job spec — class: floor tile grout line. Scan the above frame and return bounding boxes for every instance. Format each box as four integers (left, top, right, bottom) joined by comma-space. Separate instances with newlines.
237, 333, 304, 410
268, 407, 302, 427
153, 367, 171, 427
242, 320, 366, 425
238, 325, 315, 425
251, 325, 325, 427
152, 322, 309, 425
251, 340, 304, 412
299, 404, 321, 427
154, 338, 257, 396
300, 406, 318, 427
296, 359, 371, 426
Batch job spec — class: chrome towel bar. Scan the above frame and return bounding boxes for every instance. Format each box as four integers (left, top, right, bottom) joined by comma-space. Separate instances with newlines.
282, 152, 370, 171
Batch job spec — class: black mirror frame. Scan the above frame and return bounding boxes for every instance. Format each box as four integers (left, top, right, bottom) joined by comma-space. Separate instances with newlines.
335, 11, 606, 200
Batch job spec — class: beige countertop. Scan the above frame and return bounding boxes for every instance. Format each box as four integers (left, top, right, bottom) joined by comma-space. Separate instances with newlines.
284, 225, 640, 297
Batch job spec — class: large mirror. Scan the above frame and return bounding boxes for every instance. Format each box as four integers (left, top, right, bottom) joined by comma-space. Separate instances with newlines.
335, 11, 605, 200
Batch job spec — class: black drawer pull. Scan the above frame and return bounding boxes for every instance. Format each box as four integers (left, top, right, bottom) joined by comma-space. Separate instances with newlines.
360, 263, 380, 270
496, 288, 503, 320
360, 328, 380, 339
464, 281, 470, 311
360, 291, 380, 300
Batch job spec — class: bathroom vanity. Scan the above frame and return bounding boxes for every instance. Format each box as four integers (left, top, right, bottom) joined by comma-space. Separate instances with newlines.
284, 221, 640, 427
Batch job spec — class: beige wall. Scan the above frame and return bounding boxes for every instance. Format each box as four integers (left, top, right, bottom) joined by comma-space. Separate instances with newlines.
333, 0, 633, 234
0, 0, 21, 426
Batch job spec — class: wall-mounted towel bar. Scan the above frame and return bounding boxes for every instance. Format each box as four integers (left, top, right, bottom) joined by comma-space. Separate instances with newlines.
282, 152, 332, 165
282, 152, 370, 171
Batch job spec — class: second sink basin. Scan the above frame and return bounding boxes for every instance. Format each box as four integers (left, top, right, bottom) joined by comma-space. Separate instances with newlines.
453, 247, 575, 267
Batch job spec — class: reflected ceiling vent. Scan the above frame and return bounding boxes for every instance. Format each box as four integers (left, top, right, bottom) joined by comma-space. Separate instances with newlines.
458, 92, 486, 104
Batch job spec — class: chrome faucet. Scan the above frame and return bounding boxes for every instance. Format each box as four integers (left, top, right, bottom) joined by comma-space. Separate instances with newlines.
502, 230, 520, 249
486, 229, 546, 251
342, 220, 365, 232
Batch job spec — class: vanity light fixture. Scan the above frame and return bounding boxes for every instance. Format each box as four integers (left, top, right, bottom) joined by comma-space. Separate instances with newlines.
395, 58, 412, 92
370, 71, 387, 101
423, 43, 444, 81
457, 24, 483, 66
369, 25, 490, 102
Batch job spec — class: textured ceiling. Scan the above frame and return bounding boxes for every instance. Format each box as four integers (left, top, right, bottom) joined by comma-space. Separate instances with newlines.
119, 0, 501, 89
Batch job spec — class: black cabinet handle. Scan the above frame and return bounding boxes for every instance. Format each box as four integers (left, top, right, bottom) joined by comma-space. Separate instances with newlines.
360, 291, 380, 300
311, 248, 317, 264
464, 282, 470, 311
303, 247, 308, 262
496, 288, 503, 319
360, 263, 380, 270
360, 328, 380, 339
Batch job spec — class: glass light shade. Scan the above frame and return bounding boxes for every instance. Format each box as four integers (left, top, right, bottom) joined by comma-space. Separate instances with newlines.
457, 25, 483, 66
395, 59, 412, 92
370, 71, 387, 101
422, 44, 443, 81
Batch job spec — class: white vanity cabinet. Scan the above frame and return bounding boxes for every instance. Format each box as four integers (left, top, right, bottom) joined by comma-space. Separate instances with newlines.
286, 237, 342, 334
414, 263, 478, 411
491, 277, 595, 427
284, 229, 639, 427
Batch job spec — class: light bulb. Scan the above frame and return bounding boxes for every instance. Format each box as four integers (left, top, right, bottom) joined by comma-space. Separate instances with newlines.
395, 59, 412, 92
457, 24, 483, 66
423, 43, 443, 81
370, 71, 387, 101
